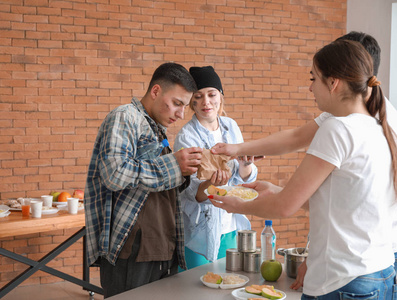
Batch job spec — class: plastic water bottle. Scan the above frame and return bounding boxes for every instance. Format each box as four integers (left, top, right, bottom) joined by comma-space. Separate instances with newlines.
261, 220, 276, 262
137, 139, 169, 159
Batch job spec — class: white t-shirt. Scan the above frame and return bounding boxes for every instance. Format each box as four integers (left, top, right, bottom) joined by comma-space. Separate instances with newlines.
210, 127, 236, 235
316, 99, 397, 253
304, 114, 395, 296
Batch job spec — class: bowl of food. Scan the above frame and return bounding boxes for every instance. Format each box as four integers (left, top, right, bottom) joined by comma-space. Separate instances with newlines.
0, 204, 10, 216
200, 272, 249, 289
205, 185, 258, 201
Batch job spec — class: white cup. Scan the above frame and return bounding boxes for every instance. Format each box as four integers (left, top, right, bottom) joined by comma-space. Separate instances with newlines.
67, 198, 79, 215
30, 201, 43, 218
41, 195, 53, 207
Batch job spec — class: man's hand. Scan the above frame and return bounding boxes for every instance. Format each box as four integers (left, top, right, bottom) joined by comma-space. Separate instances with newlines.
173, 147, 203, 176
290, 260, 307, 290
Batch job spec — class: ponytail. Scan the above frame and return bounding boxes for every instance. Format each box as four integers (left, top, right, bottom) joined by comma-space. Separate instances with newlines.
366, 83, 397, 193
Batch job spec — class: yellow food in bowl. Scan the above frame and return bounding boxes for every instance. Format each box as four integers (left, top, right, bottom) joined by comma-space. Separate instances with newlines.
228, 187, 258, 200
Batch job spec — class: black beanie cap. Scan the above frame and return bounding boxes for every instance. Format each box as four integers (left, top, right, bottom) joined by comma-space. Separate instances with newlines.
189, 66, 223, 95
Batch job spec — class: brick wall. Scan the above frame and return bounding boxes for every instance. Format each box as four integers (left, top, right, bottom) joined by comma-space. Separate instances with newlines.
0, 0, 346, 288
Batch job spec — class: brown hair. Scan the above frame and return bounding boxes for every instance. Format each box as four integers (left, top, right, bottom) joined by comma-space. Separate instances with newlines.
313, 40, 397, 192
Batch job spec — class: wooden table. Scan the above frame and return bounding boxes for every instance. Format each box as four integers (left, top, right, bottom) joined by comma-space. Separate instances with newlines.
0, 209, 103, 298
109, 257, 302, 299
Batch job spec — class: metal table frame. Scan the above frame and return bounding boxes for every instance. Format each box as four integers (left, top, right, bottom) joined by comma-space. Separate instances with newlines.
0, 226, 103, 298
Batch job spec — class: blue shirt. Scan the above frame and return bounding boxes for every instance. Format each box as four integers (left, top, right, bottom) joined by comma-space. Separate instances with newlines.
174, 114, 257, 261
85, 98, 187, 268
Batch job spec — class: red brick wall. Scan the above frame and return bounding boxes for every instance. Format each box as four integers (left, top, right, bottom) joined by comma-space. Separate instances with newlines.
0, 0, 346, 288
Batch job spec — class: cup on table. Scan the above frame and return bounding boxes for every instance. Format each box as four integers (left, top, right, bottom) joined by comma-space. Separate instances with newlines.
21, 198, 31, 217
30, 200, 43, 218
67, 198, 79, 215
41, 195, 53, 208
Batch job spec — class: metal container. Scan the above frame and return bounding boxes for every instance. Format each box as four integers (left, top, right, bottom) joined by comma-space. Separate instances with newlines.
243, 248, 261, 273
277, 247, 308, 278
226, 248, 244, 271
237, 230, 257, 253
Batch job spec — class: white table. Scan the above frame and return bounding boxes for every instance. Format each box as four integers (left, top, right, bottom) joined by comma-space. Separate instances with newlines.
108, 257, 302, 299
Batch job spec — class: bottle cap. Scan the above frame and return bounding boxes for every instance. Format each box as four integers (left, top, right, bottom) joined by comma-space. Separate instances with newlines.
161, 139, 169, 147
265, 220, 272, 226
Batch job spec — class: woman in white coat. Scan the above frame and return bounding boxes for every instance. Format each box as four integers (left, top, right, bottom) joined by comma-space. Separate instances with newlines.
174, 66, 259, 269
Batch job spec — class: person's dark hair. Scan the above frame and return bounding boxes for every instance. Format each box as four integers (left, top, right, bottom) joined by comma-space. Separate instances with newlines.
147, 62, 197, 94
336, 31, 381, 76
313, 39, 397, 192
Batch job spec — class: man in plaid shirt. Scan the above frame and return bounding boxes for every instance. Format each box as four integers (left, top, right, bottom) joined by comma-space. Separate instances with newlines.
84, 63, 203, 298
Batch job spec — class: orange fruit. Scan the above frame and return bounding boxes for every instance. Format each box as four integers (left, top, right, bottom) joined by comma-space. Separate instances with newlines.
58, 192, 71, 202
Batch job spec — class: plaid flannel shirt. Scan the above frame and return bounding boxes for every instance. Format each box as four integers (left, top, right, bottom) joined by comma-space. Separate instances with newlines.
84, 98, 188, 269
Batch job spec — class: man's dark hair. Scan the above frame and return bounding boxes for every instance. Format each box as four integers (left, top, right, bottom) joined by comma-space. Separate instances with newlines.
336, 31, 381, 76
147, 62, 197, 93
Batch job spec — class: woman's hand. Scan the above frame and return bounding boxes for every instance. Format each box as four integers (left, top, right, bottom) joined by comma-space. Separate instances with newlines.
237, 155, 265, 166
210, 169, 230, 186
208, 194, 246, 214
290, 260, 307, 290
242, 181, 283, 197
196, 169, 230, 202
209, 180, 283, 214
237, 156, 265, 181
237, 156, 253, 180
211, 143, 239, 158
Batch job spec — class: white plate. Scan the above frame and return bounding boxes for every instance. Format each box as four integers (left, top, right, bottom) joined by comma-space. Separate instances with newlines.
52, 199, 83, 205
204, 185, 258, 201
0, 204, 10, 215
52, 201, 68, 205
7, 198, 41, 211
200, 273, 249, 289
56, 203, 84, 211
41, 207, 59, 215
231, 287, 286, 300
0, 211, 11, 218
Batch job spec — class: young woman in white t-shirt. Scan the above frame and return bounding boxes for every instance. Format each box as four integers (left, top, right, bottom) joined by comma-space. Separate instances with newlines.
211, 31, 397, 290
209, 40, 397, 299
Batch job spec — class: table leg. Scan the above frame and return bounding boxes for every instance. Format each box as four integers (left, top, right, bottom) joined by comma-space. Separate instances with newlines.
0, 227, 103, 298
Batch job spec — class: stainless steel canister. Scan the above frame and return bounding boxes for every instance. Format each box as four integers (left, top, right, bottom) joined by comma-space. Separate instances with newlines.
226, 248, 244, 271
237, 230, 256, 253
243, 248, 261, 273
277, 247, 308, 278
